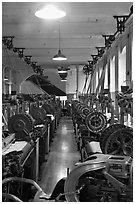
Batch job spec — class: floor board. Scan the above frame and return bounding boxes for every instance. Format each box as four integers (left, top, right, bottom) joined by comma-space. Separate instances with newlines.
38, 117, 80, 195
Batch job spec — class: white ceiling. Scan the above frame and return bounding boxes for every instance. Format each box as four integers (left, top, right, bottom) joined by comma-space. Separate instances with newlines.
2, 2, 133, 69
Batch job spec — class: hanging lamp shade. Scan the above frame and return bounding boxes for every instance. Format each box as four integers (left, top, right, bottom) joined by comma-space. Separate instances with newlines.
35, 4, 66, 20
59, 72, 68, 79
52, 49, 67, 61
52, 22, 67, 61
59, 72, 67, 81
61, 78, 67, 81
58, 69, 67, 73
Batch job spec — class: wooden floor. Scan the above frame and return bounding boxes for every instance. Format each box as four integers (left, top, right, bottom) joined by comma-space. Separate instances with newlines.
38, 116, 80, 195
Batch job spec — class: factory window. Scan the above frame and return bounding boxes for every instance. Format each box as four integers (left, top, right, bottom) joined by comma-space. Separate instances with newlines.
110, 56, 116, 108
99, 65, 102, 78
91, 74, 94, 93
96, 68, 99, 90
110, 56, 115, 93
118, 46, 126, 92
104, 64, 108, 89
93, 71, 96, 92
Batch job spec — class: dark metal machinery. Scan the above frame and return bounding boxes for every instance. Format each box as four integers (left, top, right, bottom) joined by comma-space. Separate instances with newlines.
2, 94, 62, 202
2, 3, 133, 202
72, 93, 133, 159
69, 85, 133, 201
2, 93, 133, 202
2, 90, 133, 202
2, 154, 133, 202
64, 154, 133, 202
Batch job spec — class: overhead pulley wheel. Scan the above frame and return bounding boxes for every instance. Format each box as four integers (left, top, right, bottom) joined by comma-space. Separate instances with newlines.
8, 113, 33, 134
85, 111, 107, 133
102, 127, 133, 156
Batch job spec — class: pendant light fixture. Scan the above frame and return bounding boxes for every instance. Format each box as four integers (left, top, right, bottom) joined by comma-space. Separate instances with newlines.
35, 4, 66, 20
59, 72, 68, 81
58, 70, 67, 73
58, 67, 67, 74
52, 23, 67, 61
57, 66, 69, 81
61, 78, 67, 82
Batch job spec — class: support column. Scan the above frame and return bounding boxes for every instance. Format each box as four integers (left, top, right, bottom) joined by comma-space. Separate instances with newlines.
8, 69, 12, 95
76, 65, 79, 99
2, 65, 8, 94
126, 31, 132, 82
2, 66, 6, 94
115, 47, 119, 118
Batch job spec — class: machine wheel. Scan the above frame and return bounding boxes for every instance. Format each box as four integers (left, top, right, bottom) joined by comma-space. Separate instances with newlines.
30, 106, 46, 121
103, 127, 133, 156
24, 113, 34, 128
8, 114, 33, 134
42, 103, 54, 115
85, 111, 107, 133
100, 124, 125, 151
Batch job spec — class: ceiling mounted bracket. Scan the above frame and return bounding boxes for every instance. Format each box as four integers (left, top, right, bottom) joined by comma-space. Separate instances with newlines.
88, 61, 94, 73
24, 56, 32, 65
33, 65, 40, 74
13, 47, 25, 58
2, 36, 14, 50
130, 5, 133, 15
91, 54, 99, 64
83, 65, 91, 75
96, 47, 105, 58
102, 35, 115, 49
13, 47, 18, 53
113, 15, 129, 34
34, 66, 44, 75
83, 61, 94, 75
31, 62, 37, 68
18, 48, 25, 58
88, 60, 94, 68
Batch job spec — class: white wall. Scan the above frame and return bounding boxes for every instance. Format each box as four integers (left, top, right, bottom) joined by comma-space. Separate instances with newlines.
2, 46, 66, 94
66, 65, 87, 95
66, 66, 77, 94
78, 66, 87, 93
3, 47, 34, 94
